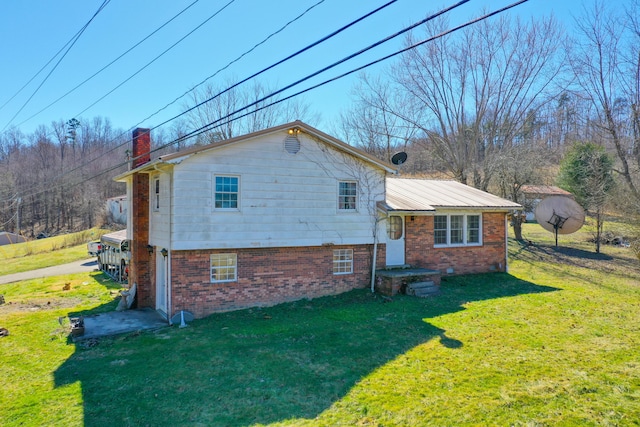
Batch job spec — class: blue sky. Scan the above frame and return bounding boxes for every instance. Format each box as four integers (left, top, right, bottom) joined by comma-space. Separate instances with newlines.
0, 0, 587, 137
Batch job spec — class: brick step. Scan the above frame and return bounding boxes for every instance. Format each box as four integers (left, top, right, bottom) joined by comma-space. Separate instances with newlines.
406, 281, 440, 297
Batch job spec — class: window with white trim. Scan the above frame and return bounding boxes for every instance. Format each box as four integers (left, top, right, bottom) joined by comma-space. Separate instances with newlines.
433, 214, 482, 247
153, 178, 160, 212
210, 253, 237, 282
214, 176, 239, 210
338, 181, 357, 211
333, 249, 353, 274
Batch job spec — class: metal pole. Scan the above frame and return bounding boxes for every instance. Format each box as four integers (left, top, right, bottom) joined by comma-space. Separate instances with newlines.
15, 197, 21, 234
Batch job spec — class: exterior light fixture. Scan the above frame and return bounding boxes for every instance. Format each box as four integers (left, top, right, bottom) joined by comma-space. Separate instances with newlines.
146, 245, 154, 254
160, 248, 168, 258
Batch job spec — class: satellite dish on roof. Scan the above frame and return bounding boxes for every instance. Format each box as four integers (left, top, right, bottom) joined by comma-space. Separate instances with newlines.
391, 152, 408, 165
534, 196, 585, 246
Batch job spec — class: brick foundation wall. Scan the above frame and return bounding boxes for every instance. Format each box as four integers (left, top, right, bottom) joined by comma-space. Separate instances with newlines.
405, 213, 507, 275
170, 244, 385, 318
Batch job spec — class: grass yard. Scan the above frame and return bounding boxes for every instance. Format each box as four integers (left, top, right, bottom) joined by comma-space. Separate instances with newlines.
1, 223, 639, 426
0, 228, 110, 276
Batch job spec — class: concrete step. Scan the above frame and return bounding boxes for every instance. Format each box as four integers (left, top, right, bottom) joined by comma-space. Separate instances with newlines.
406, 281, 440, 297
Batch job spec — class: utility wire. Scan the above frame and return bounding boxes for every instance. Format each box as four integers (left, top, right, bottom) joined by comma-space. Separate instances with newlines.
3, 0, 381, 200
11, 0, 201, 131
152, 0, 401, 138
126, 0, 329, 134
9, 0, 529, 207
157, 0, 472, 146
70, 0, 236, 120
1, 0, 110, 132
0, 1, 108, 113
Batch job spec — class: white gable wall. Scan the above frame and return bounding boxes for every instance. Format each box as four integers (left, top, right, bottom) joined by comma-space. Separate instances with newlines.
149, 171, 171, 249
166, 131, 386, 250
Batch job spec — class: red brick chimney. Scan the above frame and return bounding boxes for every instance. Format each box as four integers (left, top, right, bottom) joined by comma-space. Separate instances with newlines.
132, 127, 151, 168
129, 128, 153, 308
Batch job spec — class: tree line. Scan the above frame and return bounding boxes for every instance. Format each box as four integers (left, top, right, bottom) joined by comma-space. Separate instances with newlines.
0, 0, 638, 241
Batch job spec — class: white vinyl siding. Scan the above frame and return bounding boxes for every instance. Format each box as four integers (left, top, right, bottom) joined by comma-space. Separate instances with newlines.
434, 214, 482, 247
169, 132, 385, 250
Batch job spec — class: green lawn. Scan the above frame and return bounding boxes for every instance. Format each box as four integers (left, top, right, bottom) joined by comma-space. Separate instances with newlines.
1, 223, 639, 426
0, 228, 109, 275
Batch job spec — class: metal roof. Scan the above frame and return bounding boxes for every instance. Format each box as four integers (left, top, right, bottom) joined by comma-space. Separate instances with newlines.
100, 229, 129, 246
384, 178, 522, 212
521, 185, 574, 197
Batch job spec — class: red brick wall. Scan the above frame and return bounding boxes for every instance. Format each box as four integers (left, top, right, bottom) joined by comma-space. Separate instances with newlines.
169, 244, 385, 318
129, 128, 154, 308
405, 213, 507, 275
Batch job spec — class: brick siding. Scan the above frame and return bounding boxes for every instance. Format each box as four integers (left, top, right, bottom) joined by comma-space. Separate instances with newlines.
405, 213, 507, 275
170, 244, 385, 318
129, 128, 154, 307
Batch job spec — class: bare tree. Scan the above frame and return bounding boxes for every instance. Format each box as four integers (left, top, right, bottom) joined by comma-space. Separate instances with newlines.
493, 142, 549, 240
338, 73, 417, 164
569, 1, 640, 207
391, 14, 567, 189
185, 79, 316, 145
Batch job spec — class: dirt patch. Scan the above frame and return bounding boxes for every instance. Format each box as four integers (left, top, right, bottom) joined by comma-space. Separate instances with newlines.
0, 297, 83, 315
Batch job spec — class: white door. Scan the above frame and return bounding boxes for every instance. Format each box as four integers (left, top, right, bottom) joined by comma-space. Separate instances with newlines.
386, 215, 405, 266
156, 251, 167, 316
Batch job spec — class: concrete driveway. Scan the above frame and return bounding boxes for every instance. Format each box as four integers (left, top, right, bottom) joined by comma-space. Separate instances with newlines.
0, 258, 98, 285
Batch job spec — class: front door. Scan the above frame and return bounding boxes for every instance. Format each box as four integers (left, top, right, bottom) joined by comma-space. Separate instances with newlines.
386, 215, 405, 266
156, 251, 167, 317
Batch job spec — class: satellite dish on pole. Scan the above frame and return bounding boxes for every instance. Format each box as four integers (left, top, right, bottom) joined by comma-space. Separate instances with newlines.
534, 196, 585, 246
391, 152, 408, 165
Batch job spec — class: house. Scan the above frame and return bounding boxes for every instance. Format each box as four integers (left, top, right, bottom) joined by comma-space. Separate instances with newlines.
115, 122, 521, 320
521, 185, 574, 221
106, 195, 127, 224
0, 231, 27, 246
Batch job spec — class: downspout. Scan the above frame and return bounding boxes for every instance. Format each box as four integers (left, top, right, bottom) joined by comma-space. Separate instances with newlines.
167, 168, 173, 324
504, 213, 509, 273
370, 215, 384, 293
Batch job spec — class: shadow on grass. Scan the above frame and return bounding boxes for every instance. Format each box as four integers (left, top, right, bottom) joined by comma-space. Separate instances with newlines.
54, 273, 557, 426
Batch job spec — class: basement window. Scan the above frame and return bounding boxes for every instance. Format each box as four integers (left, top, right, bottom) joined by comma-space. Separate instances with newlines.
333, 249, 353, 275
210, 253, 237, 283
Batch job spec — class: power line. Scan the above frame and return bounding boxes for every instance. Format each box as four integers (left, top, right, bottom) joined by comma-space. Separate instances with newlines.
10, 0, 202, 132
70, 0, 237, 121
1, 0, 381, 200
7, 0, 529, 210
152, 0, 530, 155
1, 0, 111, 132
126, 0, 330, 135
159, 0, 472, 144
139, 0, 402, 142
0, 1, 108, 114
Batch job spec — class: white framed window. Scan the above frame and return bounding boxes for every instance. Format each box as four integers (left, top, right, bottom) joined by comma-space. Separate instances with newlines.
434, 214, 482, 247
338, 181, 357, 211
333, 249, 353, 274
214, 175, 239, 210
210, 253, 237, 283
153, 178, 160, 212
